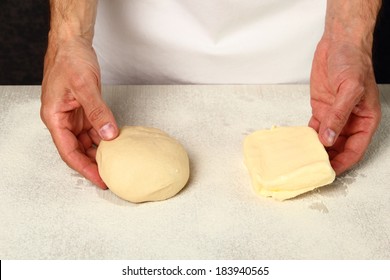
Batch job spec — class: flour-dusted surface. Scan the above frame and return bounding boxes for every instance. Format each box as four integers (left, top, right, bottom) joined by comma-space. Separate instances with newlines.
1, 85, 389, 259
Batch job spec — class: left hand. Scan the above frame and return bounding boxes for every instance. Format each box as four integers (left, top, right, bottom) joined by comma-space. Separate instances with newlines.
309, 37, 381, 175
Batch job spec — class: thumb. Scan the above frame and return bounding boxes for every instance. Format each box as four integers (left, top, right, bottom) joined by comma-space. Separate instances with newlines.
77, 84, 119, 141
318, 84, 363, 147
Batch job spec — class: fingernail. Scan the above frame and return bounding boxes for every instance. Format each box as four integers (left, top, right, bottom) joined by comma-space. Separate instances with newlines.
99, 123, 116, 140
324, 128, 336, 146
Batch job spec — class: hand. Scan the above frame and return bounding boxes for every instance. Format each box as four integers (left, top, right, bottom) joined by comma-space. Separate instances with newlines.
41, 36, 119, 188
309, 37, 381, 175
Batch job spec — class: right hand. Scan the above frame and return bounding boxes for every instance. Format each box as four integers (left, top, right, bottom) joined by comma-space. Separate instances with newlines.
41, 36, 119, 189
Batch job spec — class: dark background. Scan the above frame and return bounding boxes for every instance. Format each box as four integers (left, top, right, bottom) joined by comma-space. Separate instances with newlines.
0, 0, 389, 85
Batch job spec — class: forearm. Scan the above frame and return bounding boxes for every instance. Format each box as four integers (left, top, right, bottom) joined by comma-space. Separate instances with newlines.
49, 0, 98, 44
324, 0, 382, 49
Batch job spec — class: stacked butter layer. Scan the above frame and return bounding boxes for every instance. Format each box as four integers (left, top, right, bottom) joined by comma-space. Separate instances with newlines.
243, 126, 336, 201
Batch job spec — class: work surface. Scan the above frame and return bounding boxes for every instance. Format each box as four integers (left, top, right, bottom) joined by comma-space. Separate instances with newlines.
1, 85, 389, 259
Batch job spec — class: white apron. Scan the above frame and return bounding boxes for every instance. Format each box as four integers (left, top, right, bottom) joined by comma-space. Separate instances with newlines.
93, 0, 326, 84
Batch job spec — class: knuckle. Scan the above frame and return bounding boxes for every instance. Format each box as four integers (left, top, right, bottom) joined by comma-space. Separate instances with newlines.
40, 106, 48, 123
69, 71, 98, 92
341, 79, 365, 101
346, 78, 364, 90
70, 73, 89, 91
331, 108, 349, 125
40, 105, 54, 128
88, 106, 106, 122
59, 151, 70, 165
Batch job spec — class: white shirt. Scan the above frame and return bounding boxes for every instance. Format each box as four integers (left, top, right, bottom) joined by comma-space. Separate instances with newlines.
93, 0, 326, 84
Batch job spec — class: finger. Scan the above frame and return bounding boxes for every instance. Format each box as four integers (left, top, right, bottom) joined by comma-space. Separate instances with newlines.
52, 127, 107, 189
325, 134, 347, 161
73, 77, 119, 141
86, 147, 97, 161
88, 127, 101, 146
318, 81, 364, 147
327, 149, 338, 161
330, 131, 371, 175
78, 132, 99, 163
331, 150, 360, 175
308, 116, 320, 132
78, 131, 93, 150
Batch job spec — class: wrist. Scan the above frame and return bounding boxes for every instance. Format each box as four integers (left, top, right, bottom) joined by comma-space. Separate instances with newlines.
48, 0, 97, 44
324, 0, 381, 50
47, 27, 92, 57
49, 21, 94, 45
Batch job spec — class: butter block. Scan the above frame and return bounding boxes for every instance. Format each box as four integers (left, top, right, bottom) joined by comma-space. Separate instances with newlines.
243, 126, 335, 201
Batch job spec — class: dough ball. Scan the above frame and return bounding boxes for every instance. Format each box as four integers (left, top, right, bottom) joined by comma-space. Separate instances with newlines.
96, 126, 190, 203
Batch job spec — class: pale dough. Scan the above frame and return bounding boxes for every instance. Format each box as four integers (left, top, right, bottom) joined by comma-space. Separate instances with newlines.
96, 126, 190, 203
243, 126, 335, 201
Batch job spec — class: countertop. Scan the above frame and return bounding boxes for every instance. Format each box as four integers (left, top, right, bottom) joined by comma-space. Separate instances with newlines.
1, 85, 389, 259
